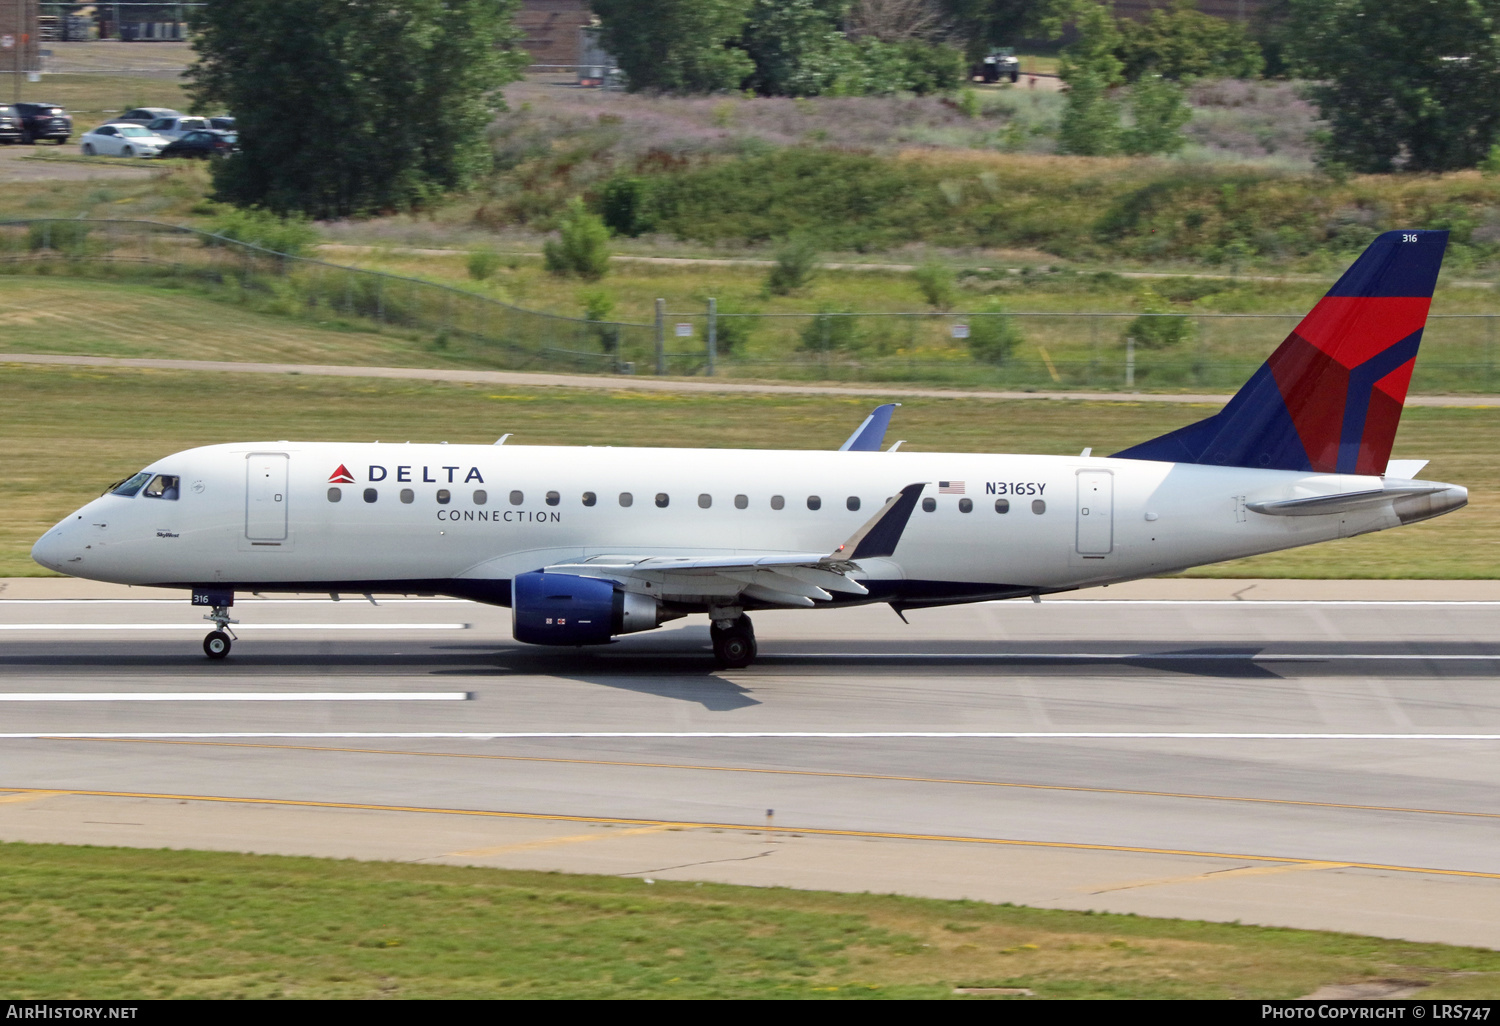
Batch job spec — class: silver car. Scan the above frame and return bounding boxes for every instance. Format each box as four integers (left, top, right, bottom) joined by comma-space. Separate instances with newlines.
79, 123, 171, 158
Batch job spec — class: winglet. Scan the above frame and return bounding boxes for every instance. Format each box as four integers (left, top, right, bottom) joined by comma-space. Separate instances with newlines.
838, 403, 901, 452
826, 482, 926, 562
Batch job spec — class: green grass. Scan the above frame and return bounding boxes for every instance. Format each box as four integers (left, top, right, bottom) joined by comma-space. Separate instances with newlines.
3, 840, 1500, 999
20, 73, 191, 118
3, 363, 1494, 579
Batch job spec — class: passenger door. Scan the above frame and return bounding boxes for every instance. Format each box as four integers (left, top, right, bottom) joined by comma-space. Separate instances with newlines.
1075, 469, 1113, 556
245, 452, 289, 542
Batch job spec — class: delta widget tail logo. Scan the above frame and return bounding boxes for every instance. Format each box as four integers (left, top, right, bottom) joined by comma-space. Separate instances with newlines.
1115, 230, 1448, 475
328, 464, 356, 484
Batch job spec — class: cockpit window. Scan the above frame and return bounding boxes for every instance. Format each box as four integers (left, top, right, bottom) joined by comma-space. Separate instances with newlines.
109, 471, 153, 497
142, 475, 180, 500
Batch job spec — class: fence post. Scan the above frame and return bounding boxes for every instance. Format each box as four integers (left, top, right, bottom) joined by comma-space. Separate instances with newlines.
706, 297, 717, 377
1489, 314, 1497, 391
1125, 335, 1136, 390
654, 298, 665, 376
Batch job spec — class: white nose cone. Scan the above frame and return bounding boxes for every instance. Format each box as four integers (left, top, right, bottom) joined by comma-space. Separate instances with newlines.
31, 523, 70, 573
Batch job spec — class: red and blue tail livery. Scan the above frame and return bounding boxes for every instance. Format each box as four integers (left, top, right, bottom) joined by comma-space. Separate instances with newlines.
1115, 230, 1448, 475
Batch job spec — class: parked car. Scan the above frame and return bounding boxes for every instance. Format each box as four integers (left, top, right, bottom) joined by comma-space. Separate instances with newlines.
158, 129, 238, 160
144, 115, 214, 140
209, 116, 236, 131
14, 102, 73, 144
114, 107, 181, 125
0, 104, 23, 143
79, 123, 171, 158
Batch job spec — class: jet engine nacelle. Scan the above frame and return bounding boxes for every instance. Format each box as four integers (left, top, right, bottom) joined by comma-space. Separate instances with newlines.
511, 571, 661, 646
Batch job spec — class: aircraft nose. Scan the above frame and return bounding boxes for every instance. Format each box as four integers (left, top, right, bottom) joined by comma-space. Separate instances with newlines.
31, 520, 74, 572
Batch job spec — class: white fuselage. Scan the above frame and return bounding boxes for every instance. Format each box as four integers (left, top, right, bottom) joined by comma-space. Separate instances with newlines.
30, 441, 1468, 609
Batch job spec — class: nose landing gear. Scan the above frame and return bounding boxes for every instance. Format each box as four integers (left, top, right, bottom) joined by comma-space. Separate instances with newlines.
710, 613, 757, 669
192, 590, 239, 660
202, 604, 238, 659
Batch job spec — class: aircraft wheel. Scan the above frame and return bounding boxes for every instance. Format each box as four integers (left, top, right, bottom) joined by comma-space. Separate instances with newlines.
712, 615, 756, 668
203, 630, 231, 659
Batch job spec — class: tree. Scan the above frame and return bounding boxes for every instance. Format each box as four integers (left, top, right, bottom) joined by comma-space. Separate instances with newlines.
1057, 3, 1123, 155
544, 199, 612, 280
1120, 75, 1191, 155
742, 0, 854, 97
592, 0, 754, 93
1115, 0, 1264, 83
1286, 0, 1500, 172
188, 0, 524, 219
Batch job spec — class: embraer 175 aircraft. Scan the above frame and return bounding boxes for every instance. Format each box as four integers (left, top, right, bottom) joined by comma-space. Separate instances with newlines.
32, 231, 1467, 667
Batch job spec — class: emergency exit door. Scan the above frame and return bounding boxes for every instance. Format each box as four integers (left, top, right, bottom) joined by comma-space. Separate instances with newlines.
246, 453, 288, 541
1076, 469, 1113, 555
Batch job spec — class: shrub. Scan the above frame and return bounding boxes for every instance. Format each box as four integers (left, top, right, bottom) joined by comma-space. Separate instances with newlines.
957, 88, 981, 119
543, 198, 611, 280
26, 220, 92, 256
466, 247, 503, 281
1123, 285, 1194, 349
911, 259, 956, 310
764, 237, 821, 295
966, 300, 1024, 365
206, 208, 319, 257
798, 309, 860, 352
581, 287, 619, 353
1120, 76, 1190, 156
710, 299, 755, 356
600, 176, 655, 237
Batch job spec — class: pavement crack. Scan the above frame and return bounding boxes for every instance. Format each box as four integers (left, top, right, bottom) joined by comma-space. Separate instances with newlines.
622, 849, 778, 877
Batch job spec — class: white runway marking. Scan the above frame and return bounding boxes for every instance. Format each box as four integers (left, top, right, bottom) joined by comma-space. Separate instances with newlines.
769, 652, 1500, 661
2, 731, 1500, 740
0, 693, 469, 703
0, 623, 469, 631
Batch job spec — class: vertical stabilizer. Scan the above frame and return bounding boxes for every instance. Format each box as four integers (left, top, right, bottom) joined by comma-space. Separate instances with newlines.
1114, 230, 1448, 474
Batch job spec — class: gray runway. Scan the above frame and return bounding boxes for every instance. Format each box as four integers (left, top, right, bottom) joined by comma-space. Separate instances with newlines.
4, 579, 1500, 947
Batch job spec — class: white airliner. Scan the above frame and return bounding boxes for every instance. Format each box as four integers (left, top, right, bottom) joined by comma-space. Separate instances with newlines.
32, 231, 1467, 667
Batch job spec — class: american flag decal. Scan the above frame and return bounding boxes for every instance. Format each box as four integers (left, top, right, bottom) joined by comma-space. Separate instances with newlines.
939, 481, 965, 494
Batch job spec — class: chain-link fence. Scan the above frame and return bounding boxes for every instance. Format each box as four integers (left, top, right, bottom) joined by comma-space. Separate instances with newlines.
4, 218, 1498, 391
0, 218, 657, 374
665, 307, 1500, 393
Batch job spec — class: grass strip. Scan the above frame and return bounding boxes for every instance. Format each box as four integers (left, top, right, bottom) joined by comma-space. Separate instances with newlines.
2, 840, 1499, 999
2, 363, 1494, 579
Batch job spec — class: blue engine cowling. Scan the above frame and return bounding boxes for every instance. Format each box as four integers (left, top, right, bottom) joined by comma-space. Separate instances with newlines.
511, 571, 660, 646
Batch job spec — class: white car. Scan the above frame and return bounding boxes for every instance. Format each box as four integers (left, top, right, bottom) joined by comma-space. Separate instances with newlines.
79, 124, 171, 158
144, 115, 214, 140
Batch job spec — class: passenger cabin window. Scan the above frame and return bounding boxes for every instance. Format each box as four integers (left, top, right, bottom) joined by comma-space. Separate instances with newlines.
655, 493, 670, 508
327, 487, 341, 502
582, 491, 597, 507
545, 491, 560, 506
734, 494, 748, 509
1032, 499, 1046, 514
473, 490, 487, 505
807, 495, 821, 510
109, 471, 153, 497
698, 494, 711, 509
846, 496, 860, 512
959, 498, 973, 513
400, 488, 414, 504
921, 497, 936, 513
437, 489, 451, 504
770, 495, 785, 510
363, 488, 378, 503
995, 498, 1010, 514
142, 475, 179, 500
619, 492, 633, 507
509, 490, 524, 505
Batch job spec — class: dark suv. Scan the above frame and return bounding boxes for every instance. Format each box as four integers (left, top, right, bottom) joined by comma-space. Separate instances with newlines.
0, 105, 23, 144
14, 102, 72, 144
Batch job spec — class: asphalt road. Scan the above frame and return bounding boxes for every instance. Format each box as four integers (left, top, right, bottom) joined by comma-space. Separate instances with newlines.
5, 577, 1500, 948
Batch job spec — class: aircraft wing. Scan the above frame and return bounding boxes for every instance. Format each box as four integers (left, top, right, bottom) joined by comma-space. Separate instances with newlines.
838, 403, 900, 451
542, 482, 925, 607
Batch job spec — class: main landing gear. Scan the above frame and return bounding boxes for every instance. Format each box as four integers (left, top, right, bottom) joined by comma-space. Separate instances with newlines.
202, 604, 238, 660
710, 614, 756, 669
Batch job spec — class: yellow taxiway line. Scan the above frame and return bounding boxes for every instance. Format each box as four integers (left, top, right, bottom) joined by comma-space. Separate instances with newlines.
40, 736, 1500, 822
3, 785, 1500, 883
